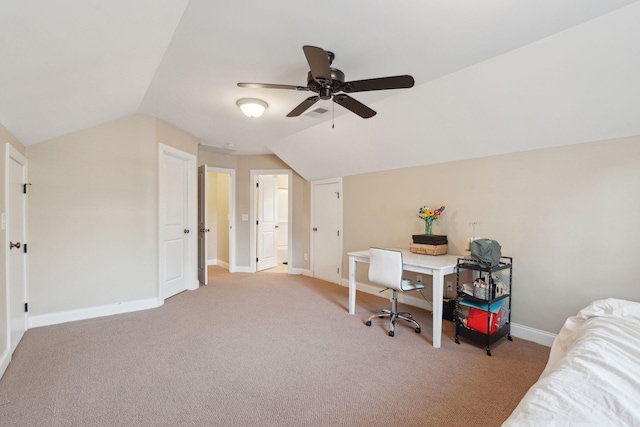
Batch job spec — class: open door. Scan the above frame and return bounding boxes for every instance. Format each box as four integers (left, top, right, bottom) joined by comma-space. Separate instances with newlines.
197, 164, 209, 284
7, 144, 28, 354
257, 175, 278, 271
159, 144, 197, 299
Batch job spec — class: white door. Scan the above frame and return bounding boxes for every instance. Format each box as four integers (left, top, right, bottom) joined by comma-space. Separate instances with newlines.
257, 175, 278, 271
312, 179, 342, 284
159, 146, 195, 299
7, 145, 28, 353
197, 165, 208, 285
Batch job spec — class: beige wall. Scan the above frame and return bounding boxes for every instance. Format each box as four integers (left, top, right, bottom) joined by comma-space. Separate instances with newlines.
5, 112, 635, 339
26, 115, 197, 316
156, 119, 198, 156
205, 171, 230, 265
343, 137, 640, 334
0, 123, 26, 371
198, 150, 238, 170
1, 124, 26, 157
216, 173, 230, 264
292, 174, 310, 271
198, 151, 310, 271
206, 172, 219, 261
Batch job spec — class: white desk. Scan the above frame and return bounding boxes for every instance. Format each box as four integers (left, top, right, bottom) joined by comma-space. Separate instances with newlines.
348, 249, 460, 348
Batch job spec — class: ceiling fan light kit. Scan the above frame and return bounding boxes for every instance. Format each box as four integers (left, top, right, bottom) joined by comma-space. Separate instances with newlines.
238, 45, 414, 119
237, 98, 268, 118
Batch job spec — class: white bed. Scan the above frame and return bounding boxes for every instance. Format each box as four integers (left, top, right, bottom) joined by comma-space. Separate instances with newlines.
503, 298, 640, 427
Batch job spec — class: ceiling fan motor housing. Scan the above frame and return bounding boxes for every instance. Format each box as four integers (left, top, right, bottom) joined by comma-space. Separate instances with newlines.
306, 68, 345, 99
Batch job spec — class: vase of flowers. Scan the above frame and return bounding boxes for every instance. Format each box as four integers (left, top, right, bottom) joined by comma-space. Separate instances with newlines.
417, 205, 445, 236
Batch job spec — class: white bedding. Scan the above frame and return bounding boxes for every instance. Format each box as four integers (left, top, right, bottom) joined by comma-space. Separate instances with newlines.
502, 298, 640, 427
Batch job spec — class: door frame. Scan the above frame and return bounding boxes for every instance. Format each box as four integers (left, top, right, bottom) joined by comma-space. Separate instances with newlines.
310, 177, 343, 283
206, 166, 236, 273
249, 169, 292, 273
158, 143, 198, 300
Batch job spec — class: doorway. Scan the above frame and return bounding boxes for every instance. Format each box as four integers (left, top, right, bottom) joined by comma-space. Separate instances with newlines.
199, 166, 235, 283
250, 170, 292, 273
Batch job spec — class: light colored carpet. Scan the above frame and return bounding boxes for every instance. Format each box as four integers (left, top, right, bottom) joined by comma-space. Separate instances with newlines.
0, 268, 550, 426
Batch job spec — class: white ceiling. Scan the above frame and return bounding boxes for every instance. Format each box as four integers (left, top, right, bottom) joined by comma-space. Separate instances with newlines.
1, 0, 639, 180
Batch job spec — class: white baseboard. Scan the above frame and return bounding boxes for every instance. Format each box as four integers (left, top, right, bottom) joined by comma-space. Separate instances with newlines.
510, 323, 556, 347
208, 259, 230, 269
339, 278, 556, 347
0, 347, 10, 381
28, 297, 163, 329
224, 266, 309, 275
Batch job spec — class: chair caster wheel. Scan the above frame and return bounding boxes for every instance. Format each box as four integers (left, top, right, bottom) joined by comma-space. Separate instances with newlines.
486, 348, 492, 356
507, 335, 513, 341
365, 320, 371, 327
455, 338, 460, 344
415, 327, 420, 333
388, 331, 394, 337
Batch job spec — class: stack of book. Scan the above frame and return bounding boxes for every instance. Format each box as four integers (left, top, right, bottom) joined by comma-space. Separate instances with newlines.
409, 234, 448, 255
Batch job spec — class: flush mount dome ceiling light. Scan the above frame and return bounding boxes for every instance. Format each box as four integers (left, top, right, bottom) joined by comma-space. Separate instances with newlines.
237, 98, 268, 118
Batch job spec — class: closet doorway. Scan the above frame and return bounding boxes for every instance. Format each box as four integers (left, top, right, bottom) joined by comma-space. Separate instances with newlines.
198, 166, 235, 284
251, 170, 292, 273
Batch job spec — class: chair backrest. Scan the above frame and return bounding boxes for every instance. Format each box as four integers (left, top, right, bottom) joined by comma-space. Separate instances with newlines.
368, 248, 403, 291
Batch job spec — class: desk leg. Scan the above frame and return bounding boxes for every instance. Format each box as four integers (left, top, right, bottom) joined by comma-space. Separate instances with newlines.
348, 256, 357, 314
432, 272, 444, 348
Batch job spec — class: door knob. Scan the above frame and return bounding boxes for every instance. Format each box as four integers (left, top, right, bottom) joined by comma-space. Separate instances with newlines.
184, 229, 190, 234
313, 227, 318, 231
10, 241, 21, 249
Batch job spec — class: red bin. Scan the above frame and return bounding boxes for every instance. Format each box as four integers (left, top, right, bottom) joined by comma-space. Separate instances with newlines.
467, 307, 501, 334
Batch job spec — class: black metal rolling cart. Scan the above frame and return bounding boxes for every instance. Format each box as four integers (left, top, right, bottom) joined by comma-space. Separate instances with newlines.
455, 256, 513, 356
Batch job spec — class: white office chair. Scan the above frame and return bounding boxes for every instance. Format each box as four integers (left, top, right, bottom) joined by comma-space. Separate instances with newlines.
365, 247, 423, 337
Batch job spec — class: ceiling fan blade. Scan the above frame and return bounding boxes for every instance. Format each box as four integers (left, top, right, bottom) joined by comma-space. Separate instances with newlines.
303, 45, 332, 82
286, 96, 320, 117
238, 82, 309, 91
333, 94, 376, 119
341, 75, 415, 93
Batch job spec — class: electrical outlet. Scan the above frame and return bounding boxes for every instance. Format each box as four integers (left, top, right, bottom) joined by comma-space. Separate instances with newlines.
416, 275, 423, 284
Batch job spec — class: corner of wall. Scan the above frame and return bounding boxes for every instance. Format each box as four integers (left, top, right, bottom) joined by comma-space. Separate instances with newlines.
154, 118, 199, 156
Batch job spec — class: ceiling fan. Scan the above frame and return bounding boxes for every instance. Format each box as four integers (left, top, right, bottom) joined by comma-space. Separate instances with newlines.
238, 45, 415, 119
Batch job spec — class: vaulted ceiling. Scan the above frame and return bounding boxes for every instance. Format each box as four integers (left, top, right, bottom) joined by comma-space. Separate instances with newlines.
2, 1, 639, 180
